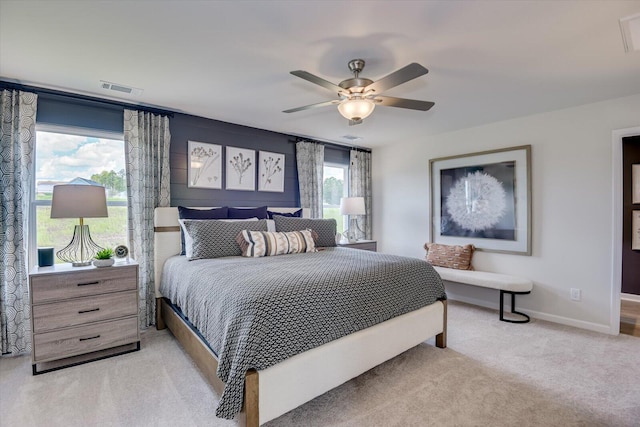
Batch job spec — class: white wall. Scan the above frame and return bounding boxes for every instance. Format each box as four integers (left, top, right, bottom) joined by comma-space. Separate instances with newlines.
372, 93, 640, 333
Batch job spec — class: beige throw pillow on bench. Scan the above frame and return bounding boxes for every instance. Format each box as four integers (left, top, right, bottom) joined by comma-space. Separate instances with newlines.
424, 243, 475, 270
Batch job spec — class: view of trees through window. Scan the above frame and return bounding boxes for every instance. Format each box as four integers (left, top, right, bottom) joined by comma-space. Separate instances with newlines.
323, 164, 347, 232
90, 169, 126, 197
34, 129, 128, 262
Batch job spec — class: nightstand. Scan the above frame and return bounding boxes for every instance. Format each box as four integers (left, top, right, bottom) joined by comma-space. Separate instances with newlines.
29, 261, 140, 374
338, 240, 377, 252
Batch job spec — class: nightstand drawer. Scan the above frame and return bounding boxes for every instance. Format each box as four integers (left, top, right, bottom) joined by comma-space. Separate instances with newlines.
31, 266, 137, 303
338, 240, 377, 252
33, 316, 139, 363
32, 290, 138, 333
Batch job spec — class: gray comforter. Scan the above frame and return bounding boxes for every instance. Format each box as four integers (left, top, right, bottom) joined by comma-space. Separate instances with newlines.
160, 247, 446, 419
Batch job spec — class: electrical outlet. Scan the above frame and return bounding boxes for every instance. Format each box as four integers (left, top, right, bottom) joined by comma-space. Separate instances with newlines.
570, 288, 581, 301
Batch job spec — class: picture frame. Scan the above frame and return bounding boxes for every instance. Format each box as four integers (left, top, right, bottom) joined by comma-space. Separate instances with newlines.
633, 211, 640, 251
187, 141, 222, 189
258, 151, 285, 192
225, 146, 255, 191
633, 164, 640, 204
429, 145, 532, 255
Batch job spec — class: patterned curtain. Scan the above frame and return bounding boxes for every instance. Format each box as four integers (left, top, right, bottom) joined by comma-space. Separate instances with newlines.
296, 141, 324, 218
0, 90, 37, 355
124, 109, 171, 328
349, 149, 372, 239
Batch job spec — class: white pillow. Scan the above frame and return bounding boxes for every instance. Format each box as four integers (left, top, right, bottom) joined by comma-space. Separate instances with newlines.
266, 219, 276, 232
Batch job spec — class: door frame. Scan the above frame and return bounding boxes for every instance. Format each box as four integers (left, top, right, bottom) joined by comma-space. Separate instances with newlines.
611, 126, 640, 335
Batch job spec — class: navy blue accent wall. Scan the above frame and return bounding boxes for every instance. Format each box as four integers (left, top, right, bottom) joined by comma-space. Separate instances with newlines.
33, 91, 300, 208
169, 113, 299, 208
19, 84, 365, 210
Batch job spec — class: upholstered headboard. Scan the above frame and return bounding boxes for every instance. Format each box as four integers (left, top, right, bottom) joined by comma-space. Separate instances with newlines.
153, 207, 309, 298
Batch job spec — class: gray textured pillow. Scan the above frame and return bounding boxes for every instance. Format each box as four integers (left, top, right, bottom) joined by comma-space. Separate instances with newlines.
182, 219, 268, 260
273, 216, 337, 247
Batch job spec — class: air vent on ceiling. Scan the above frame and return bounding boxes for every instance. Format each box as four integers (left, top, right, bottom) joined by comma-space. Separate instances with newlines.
99, 80, 143, 96
620, 13, 640, 53
342, 135, 363, 141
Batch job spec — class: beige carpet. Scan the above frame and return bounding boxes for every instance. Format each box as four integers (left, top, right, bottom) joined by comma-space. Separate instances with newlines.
1, 301, 638, 426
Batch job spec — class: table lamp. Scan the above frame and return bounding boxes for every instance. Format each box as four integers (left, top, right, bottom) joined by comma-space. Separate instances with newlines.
50, 184, 108, 266
340, 196, 366, 242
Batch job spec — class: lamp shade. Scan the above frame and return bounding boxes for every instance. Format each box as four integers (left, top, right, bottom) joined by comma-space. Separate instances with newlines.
51, 184, 108, 219
337, 98, 375, 121
340, 197, 366, 216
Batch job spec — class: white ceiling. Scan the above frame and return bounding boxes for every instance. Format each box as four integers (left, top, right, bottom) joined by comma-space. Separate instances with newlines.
1, 0, 639, 148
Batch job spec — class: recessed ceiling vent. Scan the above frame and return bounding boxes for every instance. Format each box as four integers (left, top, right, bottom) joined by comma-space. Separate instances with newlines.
620, 13, 640, 53
342, 134, 363, 141
99, 80, 143, 96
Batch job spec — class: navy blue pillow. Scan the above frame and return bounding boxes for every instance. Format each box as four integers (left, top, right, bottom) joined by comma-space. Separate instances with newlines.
178, 206, 229, 254
267, 209, 302, 219
178, 206, 228, 220
228, 206, 268, 219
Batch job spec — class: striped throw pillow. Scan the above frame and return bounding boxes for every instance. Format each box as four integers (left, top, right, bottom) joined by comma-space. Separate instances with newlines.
237, 229, 317, 257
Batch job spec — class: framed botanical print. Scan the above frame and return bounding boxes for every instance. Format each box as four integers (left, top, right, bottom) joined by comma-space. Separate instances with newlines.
225, 146, 255, 191
258, 151, 285, 192
187, 141, 222, 189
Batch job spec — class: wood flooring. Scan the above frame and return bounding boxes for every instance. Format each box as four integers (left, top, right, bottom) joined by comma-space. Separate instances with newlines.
620, 298, 640, 337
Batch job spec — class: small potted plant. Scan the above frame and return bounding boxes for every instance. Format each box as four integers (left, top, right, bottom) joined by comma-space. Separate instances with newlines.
93, 248, 115, 268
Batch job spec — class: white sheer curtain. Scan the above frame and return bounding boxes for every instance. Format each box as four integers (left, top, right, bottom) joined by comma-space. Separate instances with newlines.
296, 141, 324, 218
124, 109, 171, 328
349, 149, 372, 239
0, 89, 37, 355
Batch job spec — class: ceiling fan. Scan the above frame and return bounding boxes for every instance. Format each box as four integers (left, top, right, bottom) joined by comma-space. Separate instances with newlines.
283, 59, 434, 125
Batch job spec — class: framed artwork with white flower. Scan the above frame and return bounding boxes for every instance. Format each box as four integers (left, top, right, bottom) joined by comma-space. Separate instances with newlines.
429, 145, 531, 255
258, 151, 285, 192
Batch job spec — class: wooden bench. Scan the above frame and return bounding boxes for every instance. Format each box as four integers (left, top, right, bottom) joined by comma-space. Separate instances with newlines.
433, 266, 533, 323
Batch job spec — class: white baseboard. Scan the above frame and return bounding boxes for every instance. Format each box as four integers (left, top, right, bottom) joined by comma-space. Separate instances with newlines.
621, 293, 640, 303
447, 293, 613, 335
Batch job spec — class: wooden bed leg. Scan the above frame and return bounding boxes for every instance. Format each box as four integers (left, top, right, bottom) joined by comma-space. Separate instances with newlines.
435, 300, 447, 348
156, 297, 166, 330
244, 369, 259, 427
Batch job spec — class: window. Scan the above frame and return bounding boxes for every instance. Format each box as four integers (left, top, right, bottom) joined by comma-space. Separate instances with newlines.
31, 126, 128, 265
323, 163, 348, 232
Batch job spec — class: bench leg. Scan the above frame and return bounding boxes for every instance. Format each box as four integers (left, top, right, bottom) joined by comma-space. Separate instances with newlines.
499, 290, 531, 323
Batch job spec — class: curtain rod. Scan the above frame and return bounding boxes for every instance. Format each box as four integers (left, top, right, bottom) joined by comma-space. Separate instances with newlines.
0, 80, 175, 118
289, 137, 371, 153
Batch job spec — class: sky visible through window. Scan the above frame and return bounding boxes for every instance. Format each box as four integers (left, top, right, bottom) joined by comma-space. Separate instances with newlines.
36, 130, 124, 183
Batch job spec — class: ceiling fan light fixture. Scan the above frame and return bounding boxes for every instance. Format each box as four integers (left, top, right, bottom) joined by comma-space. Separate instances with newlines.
338, 98, 375, 121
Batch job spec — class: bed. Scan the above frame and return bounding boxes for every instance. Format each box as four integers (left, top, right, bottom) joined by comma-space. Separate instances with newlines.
153, 207, 447, 426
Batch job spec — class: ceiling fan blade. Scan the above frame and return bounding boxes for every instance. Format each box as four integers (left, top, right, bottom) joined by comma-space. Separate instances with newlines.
374, 96, 435, 111
364, 63, 429, 94
290, 70, 345, 93
283, 100, 339, 113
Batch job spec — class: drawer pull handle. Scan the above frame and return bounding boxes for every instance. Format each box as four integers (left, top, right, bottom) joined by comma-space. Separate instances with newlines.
78, 282, 100, 286
78, 308, 100, 314
79, 335, 101, 341
77, 281, 100, 287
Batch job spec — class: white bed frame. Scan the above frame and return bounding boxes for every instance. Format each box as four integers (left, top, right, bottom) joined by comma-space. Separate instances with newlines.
153, 207, 447, 426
